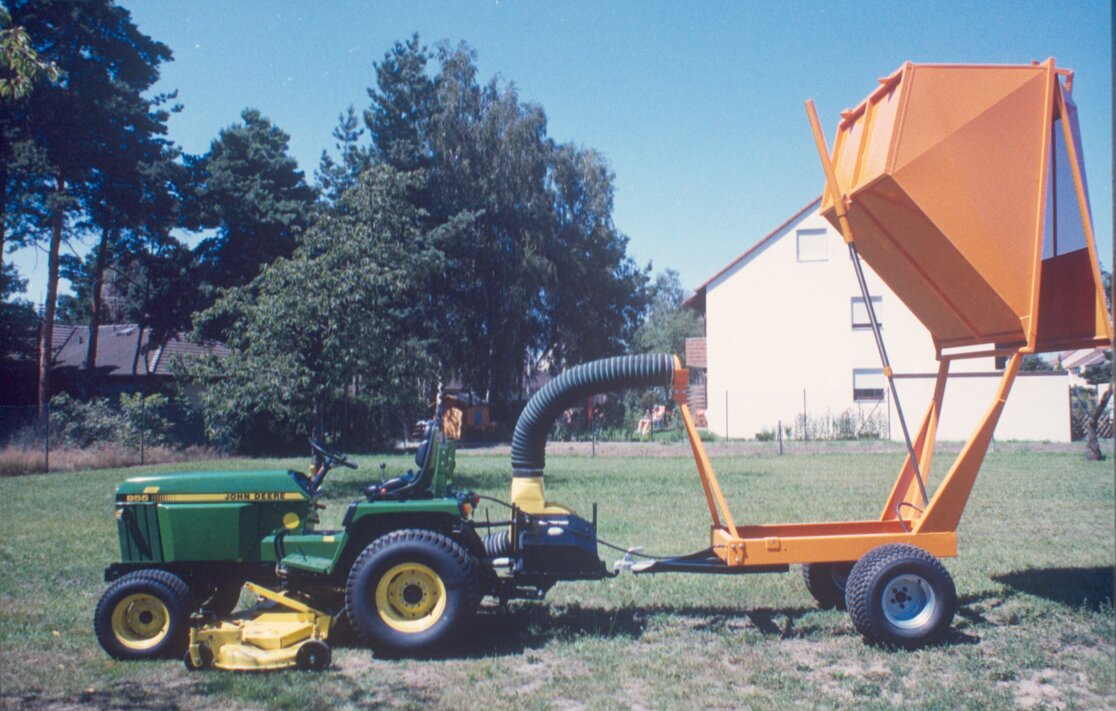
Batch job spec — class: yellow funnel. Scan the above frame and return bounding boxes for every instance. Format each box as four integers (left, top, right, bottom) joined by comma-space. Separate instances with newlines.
820, 60, 1111, 354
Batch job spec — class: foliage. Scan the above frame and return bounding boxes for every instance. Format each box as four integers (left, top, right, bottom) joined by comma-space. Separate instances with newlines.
48, 391, 199, 450
1081, 350, 1112, 385
189, 108, 317, 294
1021, 354, 1054, 372
362, 37, 648, 414
192, 166, 444, 452
0, 7, 61, 100
0, 262, 36, 361
316, 105, 371, 205
793, 407, 887, 441
630, 269, 702, 355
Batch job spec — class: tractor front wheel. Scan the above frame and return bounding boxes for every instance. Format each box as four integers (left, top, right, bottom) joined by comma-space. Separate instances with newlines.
94, 570, 194, 660
345, 529, 479, 657
845, 544, 956, 648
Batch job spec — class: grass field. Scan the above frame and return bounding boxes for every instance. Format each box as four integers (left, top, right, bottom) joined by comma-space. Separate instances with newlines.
1, 442, 1112, 710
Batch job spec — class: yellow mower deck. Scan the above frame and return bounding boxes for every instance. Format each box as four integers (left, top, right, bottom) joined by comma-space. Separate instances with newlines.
185, 583, 333, 672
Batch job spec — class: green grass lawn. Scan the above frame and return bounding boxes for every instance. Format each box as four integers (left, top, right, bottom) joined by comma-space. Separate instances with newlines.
1, 444, 1112, 710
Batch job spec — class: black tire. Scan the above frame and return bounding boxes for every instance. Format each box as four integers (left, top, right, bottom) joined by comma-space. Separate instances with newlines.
345, 529, 480, 657
845, 544, 956, 649
201, 581, 243, 615
802, 561, 853, 609
296, 639, 332, 671
94, 569, 194, 660
183, 643, 214, 671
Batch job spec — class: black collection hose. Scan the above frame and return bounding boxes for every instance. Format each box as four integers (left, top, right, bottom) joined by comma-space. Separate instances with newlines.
511, 354, 676, 478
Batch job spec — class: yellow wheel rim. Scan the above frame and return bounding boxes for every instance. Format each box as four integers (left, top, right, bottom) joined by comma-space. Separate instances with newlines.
375, 562, 447, 633
110, 593, 171, 650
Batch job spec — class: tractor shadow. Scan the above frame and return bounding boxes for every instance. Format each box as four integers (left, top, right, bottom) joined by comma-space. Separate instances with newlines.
991, 566, 1113, 612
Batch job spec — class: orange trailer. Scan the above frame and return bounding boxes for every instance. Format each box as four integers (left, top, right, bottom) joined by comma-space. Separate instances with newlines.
508, 60, 1108, 648
649, 60, 1110, 647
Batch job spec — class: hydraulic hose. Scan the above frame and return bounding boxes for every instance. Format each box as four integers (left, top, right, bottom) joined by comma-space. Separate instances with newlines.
511, 353, 676, 477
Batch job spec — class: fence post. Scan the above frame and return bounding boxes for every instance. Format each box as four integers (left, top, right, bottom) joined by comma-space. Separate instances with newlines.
802, 388, 808, 441
140, 396, 145, 466
44, 401, 49, 473
724, 391, 729, 441
778, 419, 784, 455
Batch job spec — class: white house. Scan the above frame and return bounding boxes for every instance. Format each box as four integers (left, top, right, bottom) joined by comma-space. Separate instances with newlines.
686, 199, 1071, 442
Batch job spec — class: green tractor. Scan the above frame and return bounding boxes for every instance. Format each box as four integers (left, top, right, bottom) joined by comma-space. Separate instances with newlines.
94, 355, 651, 668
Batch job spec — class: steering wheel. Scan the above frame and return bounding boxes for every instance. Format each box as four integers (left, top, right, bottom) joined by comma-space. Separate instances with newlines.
309, 439, 358, 470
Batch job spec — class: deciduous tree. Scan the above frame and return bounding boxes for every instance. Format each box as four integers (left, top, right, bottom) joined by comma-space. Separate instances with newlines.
193, 166, 443, 451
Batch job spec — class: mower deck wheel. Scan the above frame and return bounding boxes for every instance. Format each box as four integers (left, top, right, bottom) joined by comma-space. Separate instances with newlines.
296, 639, 332, 671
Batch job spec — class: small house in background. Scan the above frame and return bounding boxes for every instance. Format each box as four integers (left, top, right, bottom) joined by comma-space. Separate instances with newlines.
51, 324, 229, 400
685, 199, 1073, 442
1057, 347, 1111, 387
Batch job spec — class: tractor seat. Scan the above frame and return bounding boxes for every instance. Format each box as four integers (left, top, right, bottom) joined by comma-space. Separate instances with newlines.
365, 421, 437, 501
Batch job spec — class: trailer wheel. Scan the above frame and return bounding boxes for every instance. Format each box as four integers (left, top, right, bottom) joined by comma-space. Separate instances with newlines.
802, 562, 852, 609
94, 570, 194, 660
345, 529, 479, 657
845, 544, 956, 648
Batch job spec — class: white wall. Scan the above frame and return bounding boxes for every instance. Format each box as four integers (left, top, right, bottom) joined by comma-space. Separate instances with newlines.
891, 371, 1071, 442
702, 208, 1071, 442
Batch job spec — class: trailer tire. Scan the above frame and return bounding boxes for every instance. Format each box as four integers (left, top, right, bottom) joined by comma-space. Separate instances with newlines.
845, 544, 956, 648
345, 529, 479, 657
802, 562, 852, 609
94, 569, 194, 660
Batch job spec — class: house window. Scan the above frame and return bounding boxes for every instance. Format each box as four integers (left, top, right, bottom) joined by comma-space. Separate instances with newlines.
853, 369, 885, 401
851, 296, 883, 330
796, 228, 828, 262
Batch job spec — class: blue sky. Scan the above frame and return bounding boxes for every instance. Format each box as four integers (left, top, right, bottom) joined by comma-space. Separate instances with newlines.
10, 0, 1113, 302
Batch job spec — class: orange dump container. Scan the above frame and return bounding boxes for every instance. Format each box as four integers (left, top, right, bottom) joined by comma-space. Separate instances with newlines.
820, 60, 1111, 354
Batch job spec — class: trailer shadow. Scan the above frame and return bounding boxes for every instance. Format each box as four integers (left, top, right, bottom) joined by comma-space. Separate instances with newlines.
991, 566, 1113, 612
459, 601, 842, 657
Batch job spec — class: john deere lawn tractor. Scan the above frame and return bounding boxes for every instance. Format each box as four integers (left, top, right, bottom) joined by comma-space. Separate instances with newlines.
94, 401, 619, 669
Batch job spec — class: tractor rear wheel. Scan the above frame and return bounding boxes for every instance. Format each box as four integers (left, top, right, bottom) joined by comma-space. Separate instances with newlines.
845, 544, 956, 648
94, 569, 194, 660
802, 562, 852, 609
345, 529, 479, 657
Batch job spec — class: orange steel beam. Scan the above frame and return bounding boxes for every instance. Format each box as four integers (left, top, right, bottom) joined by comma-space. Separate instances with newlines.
805, 100, 855, 245
881, 359, 949, 522
1053, 80, 1113, 341
673, 359, 735, 532
711, 522, 956, 566
915, 352, 1022, 533
1022, 59, 1057, 352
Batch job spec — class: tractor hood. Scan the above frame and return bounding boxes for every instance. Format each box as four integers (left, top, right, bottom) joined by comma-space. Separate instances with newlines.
115, 470, 311, 503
